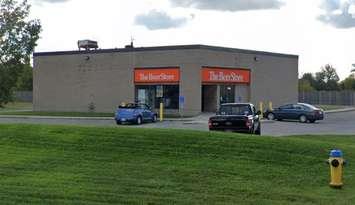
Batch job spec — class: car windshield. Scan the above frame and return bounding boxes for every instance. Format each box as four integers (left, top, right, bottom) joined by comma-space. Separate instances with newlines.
218, 104, 252, 115
119, 103, 138, 109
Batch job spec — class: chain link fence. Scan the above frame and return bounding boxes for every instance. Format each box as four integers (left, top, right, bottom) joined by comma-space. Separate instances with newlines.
14, 91, 33, 102
299, 90, 355, 106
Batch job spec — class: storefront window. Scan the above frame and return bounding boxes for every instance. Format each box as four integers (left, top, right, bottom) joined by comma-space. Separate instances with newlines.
135, 85, 179, 109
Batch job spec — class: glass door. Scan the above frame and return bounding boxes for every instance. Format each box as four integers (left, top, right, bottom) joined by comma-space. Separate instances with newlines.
220, 85, 235, 104
136, 86, 155, 108
137, 89, 147, 104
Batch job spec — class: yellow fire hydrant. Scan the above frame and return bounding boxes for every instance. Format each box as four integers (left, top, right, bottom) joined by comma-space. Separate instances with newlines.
327, 149, 346, 188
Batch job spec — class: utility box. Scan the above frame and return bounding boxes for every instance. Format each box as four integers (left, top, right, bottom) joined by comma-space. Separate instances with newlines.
78, 40, 98, 51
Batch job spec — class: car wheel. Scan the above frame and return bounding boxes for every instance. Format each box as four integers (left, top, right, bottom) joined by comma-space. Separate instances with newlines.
136, 116, 142, 125
267, 113, 275, 120
299, 115, 307, 123
152, 115, 157, 122
115, 120, 121, 125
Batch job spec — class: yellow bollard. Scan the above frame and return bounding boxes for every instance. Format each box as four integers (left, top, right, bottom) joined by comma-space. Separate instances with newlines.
327, 149, 346, 188
160, 102, 164, 122
259, 102, 264, 119
269, 101, 273, 111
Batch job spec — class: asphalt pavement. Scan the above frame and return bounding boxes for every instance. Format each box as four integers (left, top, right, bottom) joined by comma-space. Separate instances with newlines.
0, 111, 354, 136
262, 110, 355, 136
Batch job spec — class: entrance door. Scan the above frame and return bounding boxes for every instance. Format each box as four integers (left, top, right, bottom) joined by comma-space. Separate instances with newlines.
220, 85, 235, 104
137, 87, 155, 108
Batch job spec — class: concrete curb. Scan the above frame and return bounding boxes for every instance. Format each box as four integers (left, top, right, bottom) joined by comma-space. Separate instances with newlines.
0, 115, 191, 122
164, 118, 195, 122
324, 108, 355, 114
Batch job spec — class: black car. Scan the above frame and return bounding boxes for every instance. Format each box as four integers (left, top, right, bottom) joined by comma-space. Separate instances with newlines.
265, 103, 324, 123
209, 103, 261, 135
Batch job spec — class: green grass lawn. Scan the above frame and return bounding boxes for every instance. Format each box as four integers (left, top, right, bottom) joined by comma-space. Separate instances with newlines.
0, 102, 33, 112
0, 124, 354, 204
0, 102, 114, 117
0, 111, 114, 117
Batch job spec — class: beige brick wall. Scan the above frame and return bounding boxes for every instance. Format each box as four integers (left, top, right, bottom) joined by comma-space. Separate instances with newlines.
198, 50, 299, 109
34, 47, 298, 115
34, 53, 136, 112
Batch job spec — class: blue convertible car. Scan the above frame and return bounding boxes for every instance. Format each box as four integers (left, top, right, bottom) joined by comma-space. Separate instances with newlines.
115, 103, 158, 125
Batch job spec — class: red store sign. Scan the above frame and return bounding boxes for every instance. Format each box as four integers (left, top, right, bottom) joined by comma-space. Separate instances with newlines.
201, 67, 250, 84
134, 68, 180, 84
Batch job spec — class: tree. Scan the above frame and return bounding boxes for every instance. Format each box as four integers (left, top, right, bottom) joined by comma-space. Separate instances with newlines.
299, 73, 316, 91
299, 79, 315, 91
16, 64, 32, 91
340, 74, 355, 90
300, 73, 317, 89
0, 0, 41, 107
314, 64, 340, 90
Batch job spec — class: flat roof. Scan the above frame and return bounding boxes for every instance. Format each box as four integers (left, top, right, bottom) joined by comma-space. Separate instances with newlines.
33, 44, 298, 59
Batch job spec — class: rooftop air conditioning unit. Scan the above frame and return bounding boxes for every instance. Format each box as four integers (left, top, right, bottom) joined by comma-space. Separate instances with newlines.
78, 40, 98, 51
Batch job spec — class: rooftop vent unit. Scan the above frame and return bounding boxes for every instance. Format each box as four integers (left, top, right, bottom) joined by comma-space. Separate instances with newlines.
78, 40, 98, 51
125, 41, 134, 49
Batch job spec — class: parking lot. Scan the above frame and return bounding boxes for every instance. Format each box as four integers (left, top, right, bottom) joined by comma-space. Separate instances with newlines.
0, 110, 354, 136
262, 111, 355, 136
142, 110, 355, 136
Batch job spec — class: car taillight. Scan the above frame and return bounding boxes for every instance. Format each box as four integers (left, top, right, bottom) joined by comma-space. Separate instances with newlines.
246, 118, 252, 128
208, 119, 212, 128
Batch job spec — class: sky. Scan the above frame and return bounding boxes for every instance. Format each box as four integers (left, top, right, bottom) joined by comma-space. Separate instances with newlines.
28, 0, 355, 80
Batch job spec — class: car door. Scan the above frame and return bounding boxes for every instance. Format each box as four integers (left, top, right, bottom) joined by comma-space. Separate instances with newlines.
142, 104, 151, 120
137, 104, 146, 120
293, 104, 305, 119
277, 104, 293, 119
285, 104, 301, 119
